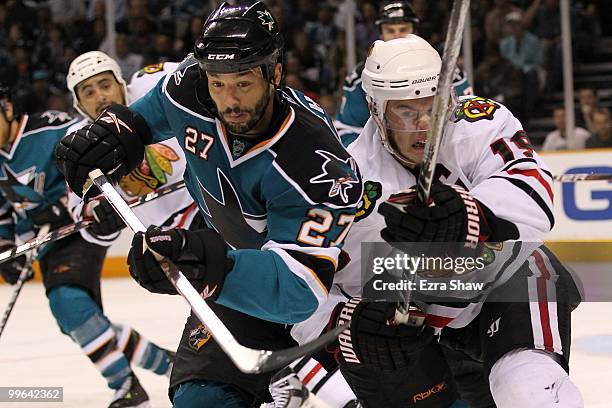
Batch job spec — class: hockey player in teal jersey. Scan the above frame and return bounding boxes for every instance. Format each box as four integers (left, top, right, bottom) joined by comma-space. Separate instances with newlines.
336, 0, 473, 146
55, 1, 361, 407
0, 58, 175, 407
0, 86, 77, 248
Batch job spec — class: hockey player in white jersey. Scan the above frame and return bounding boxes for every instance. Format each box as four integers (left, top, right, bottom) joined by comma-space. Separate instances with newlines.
66, 52, 197, 243
61, 51, 197, 407
292, 35, 583, 408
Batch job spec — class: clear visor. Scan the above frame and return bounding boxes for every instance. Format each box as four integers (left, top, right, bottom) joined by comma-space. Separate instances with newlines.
383, 96, 434, 134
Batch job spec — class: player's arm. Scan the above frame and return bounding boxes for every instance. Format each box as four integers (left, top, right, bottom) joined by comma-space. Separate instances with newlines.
464, 105, 554, 241
218, 202, 356, 324
127, 150, 362, 325
127, 200, 357, 325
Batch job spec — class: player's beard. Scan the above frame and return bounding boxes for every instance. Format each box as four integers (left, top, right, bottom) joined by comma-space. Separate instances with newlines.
220, 88, 271, 135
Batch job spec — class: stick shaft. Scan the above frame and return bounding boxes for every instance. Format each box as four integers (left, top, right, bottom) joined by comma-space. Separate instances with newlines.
417, 0, 471, 204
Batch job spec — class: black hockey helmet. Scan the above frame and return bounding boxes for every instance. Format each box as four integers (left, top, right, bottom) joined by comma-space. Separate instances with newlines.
376, 1, 420, 27
194, 1, 284, 81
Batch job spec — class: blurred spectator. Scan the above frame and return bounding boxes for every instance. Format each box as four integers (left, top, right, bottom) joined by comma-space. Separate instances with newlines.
287, 0, 318, 30
355, 2, 378, 59
146, 30, 182, 64
577, 88, 600, 133
179, 15, 204, 55
318, 94, 338, 118
115, 33, 143, 80
48, 0, 85, 25
292, 31, 324, 86
305, 3, 339, 53
541, 107, 591, 151
86, 0, 127, 23
475, 46, 523, 110
304, 2, 343, 92
485, 0, 521, 47
499, 11, 542, 123
22, 69, 53, 114
46, 93, 70, 112
125, 16, 154, 58
585, 109, 612, 148
500, 12, 543, 73
524, 0, 565, 90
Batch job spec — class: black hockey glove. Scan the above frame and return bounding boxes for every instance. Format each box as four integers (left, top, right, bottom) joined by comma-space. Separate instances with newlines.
0, 241, 30, 285
378, 183, 490, 246
83, 196, 126, 236
128, 226, 234, 297
31, 198, 73, 230
336, 298, 434, 371
55, 104, 152, 198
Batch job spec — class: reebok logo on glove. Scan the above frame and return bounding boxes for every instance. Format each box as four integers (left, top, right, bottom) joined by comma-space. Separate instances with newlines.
98, 111, 133, 134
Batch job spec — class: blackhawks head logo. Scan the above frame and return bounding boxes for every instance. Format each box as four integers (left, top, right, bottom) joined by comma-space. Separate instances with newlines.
120, 143, 180, 197
453, 97, 500, 123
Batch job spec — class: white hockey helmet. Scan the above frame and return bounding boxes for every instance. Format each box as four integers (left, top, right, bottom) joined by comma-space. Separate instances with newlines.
67, 51, 127, 118
361, 35, 446, 166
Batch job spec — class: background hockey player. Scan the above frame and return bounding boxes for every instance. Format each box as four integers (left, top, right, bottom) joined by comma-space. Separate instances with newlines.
335, 0, 473, 145
294, 35, 583, 408
0, 78, 174, 408
62, 50, 203, 407
55, 2, 361, 407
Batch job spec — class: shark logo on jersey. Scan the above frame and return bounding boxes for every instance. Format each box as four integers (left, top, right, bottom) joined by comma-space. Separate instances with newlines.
0, 164, 43, 215
309, 150, 359, 204
198, 169, 267, 250
257, 10, 275, 31
40, 110, 72, 124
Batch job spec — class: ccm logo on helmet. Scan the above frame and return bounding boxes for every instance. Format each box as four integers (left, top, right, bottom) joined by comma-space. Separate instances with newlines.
207, 54, 235, 60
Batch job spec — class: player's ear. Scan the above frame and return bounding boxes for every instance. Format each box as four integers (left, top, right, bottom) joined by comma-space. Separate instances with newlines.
273, 63, 282, 87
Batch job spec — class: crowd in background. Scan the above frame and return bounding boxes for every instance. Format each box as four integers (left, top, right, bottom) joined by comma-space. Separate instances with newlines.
0, 0, 610, 149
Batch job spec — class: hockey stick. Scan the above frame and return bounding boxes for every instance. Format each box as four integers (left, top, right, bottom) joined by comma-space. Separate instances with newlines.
0, 225, 50, 341
553, 173, 612, 182
0, 180, 186, 265
87, 169, 347, 374
417, 0, 471, 204
396, 0, 471, 322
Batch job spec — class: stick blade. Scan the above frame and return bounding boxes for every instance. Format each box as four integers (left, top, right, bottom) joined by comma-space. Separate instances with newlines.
254, 323, 348, 373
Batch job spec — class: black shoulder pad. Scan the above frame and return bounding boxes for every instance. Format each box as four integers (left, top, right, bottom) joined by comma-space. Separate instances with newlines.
271, 107, 362, 208
164, 56, 213, 116
25, 111, 74, 132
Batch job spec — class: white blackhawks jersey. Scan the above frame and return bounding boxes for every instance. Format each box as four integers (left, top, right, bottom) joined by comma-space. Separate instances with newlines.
294, 96, 555, 343
68, 62, 197, 246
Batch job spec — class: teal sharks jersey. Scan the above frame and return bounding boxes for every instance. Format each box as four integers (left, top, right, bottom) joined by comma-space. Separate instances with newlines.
336, 61, 473, 146
130, 56, 363, 324
0, 111, 77, 242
